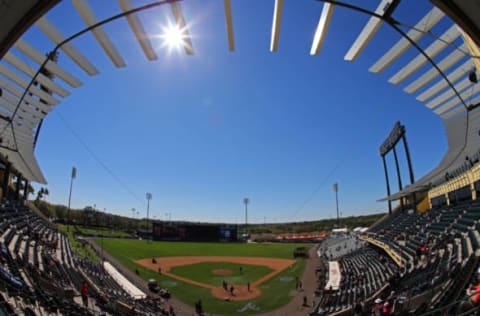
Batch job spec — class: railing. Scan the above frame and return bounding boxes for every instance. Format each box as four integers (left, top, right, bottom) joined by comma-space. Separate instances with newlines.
358, 235, 404, 267
419, 290, 480, 316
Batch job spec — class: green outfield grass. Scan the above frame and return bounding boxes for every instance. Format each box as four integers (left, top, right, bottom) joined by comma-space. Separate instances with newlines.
96, 239, 312, 315
170, 261, 273, 286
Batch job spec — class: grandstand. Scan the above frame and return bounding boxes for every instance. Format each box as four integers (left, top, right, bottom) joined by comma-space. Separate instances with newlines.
0, 0, 479, 315
0, 201, 171, 315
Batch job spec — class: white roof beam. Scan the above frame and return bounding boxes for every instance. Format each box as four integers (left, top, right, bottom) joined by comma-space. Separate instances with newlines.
369, 7, 444, 73
0, 122, 34, 140
441, 104, 467, 120
14, 107, 40, 124
310, 3, 335, 56
9, 125, 34, 140
223, 0, 235, 51
344, 0, 393, 61
35, 17, 99, 76
15, 116, 38, 130
0, 132, 30, 148
389, 24, 461, 84
0, 100, 13, 117
170, 2, 194, 55
6, 133, 32, 146
404, 45, 466, 94
417, 59, 474, 102
117, 0, 157, 61
72, 0, 126, 68
15, 39, 82, 88
0, 92, 45, 120
0, 77, 51, 114
459, 29, 480, 74
270, 0, 284, 52
0, 98, 42, 126
434, 84, 480, 115
426, 77, 472, 109
0, 64, 59, 105
3, 52, 70, 98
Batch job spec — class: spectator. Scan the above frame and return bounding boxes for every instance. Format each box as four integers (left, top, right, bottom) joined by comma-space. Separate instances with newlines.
81, 280, 89, 307
195, 299, 203, 315
382, 301, 392, 315
460, 268, 480, 312
373, 298, 382, 316
353, 300, 363, 316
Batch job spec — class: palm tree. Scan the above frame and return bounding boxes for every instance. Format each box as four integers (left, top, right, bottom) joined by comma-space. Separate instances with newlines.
36, 187, 49, 201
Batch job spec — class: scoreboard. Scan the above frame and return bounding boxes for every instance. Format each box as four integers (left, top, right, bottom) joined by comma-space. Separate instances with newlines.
152, 222, 238, 242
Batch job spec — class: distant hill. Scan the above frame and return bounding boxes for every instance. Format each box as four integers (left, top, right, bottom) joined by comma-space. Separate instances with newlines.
33, 199, 384, 234
247, 213, 385, 235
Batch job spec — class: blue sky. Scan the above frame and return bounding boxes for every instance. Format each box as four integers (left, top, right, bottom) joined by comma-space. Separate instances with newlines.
23, 0, 454, 223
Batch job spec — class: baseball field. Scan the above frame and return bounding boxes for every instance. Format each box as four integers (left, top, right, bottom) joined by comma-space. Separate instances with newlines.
97, 239, 312, 315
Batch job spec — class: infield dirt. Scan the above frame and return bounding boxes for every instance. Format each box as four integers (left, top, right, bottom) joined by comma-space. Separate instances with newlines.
136, 256, 295, 300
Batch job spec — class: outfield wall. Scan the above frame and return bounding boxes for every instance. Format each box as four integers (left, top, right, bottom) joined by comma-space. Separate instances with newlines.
152, 222, 238, 242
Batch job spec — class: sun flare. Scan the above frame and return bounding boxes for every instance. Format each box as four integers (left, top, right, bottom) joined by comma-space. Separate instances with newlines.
161, 23, 185, 49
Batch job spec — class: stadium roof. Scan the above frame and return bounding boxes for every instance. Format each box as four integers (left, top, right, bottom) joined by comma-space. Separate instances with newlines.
0, 0, 479, 199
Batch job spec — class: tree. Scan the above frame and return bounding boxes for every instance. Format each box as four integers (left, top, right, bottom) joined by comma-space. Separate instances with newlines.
35, 187, 49, 201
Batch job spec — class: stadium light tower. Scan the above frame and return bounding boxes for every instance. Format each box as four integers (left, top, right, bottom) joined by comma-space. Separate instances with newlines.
333, 182, 339, 226
243, 197, 249, 227
146, 193, 152, 238
67, 167, 77, 232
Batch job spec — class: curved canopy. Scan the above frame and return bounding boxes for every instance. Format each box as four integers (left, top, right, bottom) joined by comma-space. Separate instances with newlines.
0, 0, 479, 192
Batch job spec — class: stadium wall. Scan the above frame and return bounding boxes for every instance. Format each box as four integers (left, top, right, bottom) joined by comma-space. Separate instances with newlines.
152, 221, 238, 242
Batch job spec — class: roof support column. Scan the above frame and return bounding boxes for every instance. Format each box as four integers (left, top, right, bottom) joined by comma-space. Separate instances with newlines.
393, 147, 404, 211
23, 180, 29, 201
402, 134, 416, 211
1, 163, 10, 201
382, 155, 392, 215
15, 175, 21, 201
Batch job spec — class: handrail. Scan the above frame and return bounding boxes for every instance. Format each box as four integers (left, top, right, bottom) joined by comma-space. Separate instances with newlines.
358, 235, 403, 267
419, 289, 480, 315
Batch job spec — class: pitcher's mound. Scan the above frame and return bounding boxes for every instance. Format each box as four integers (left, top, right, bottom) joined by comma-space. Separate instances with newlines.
212, 268, 233, 276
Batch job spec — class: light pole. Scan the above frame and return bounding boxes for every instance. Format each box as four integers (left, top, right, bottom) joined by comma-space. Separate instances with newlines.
243, 198, 249, 225
67, 167, 77, 232
146, 193, 152, 239
243, 197, 249, 237
333, 182, 339, 226
131, 208, 135, 230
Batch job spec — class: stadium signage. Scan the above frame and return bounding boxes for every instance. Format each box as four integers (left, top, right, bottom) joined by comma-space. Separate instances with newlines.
379, 121, 405, 156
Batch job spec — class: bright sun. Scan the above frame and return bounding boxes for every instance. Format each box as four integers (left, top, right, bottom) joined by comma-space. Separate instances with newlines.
161, 23, 185, 49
